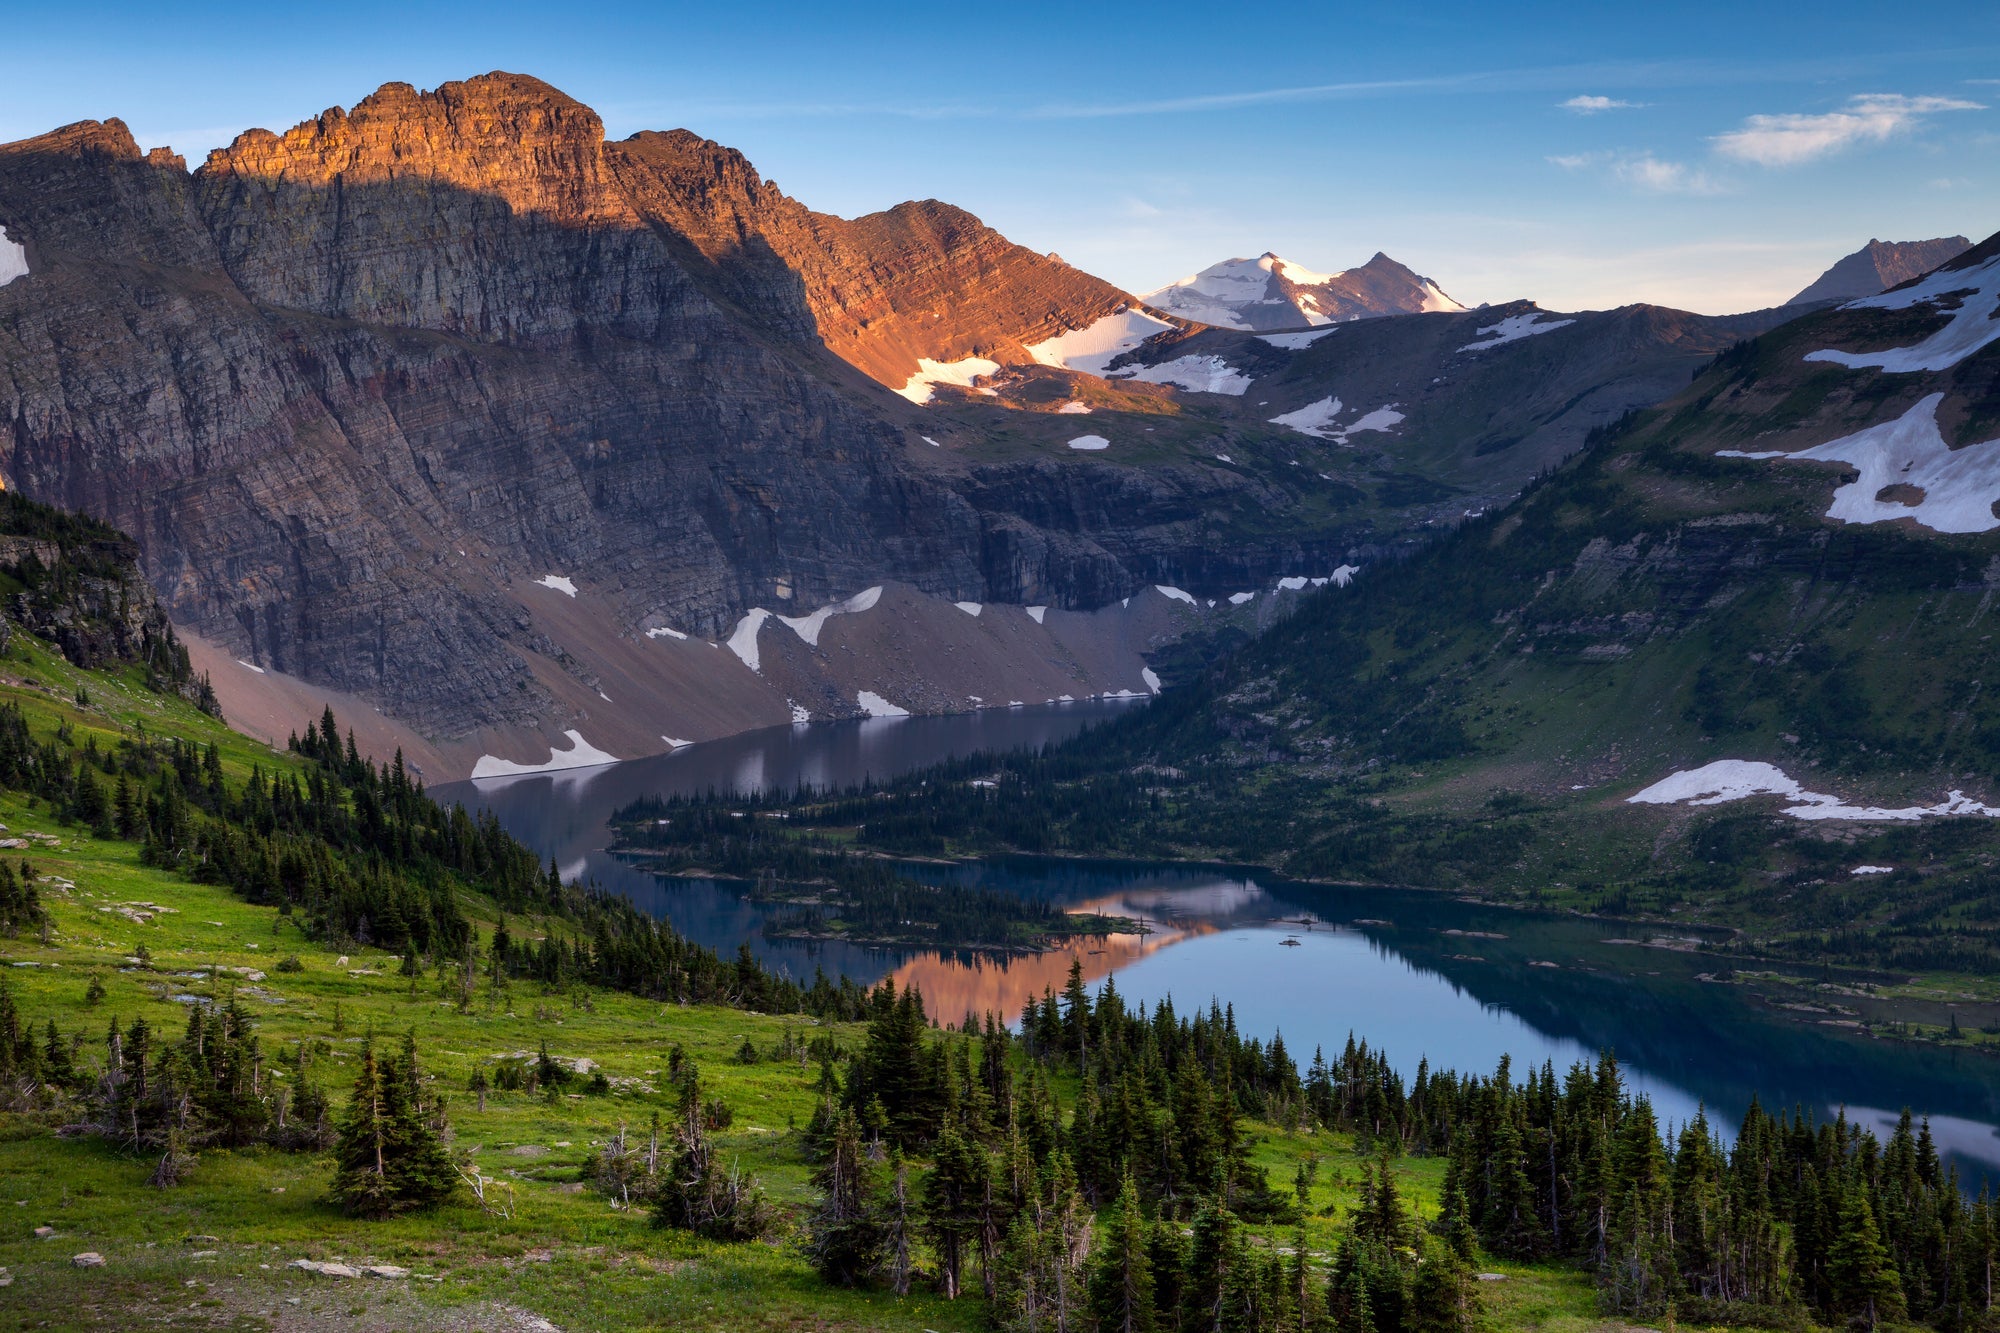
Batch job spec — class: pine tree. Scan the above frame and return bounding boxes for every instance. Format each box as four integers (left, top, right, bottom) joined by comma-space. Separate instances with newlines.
805, 1108, 884, 1286
1829, 1186, 1907, 1330
1090, 1172, 1157, 1333
1407, 1238, 1480, 1333
328, 1037, 456, 1217
328, 1044, 396, 1217
922, 1121, 989, 1298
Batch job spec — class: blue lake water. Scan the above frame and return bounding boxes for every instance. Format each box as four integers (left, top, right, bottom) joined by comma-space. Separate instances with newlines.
438, 703, 2000, 1182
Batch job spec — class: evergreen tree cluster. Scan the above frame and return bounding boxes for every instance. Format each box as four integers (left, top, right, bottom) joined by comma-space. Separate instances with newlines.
0, 976, 331, 1180
798, 968, 1999, 1333
328, 1032, 458, 1217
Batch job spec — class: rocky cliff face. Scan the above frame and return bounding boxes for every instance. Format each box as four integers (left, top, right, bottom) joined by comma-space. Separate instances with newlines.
0, 74, 1339, 752
610, 130, 1134, 387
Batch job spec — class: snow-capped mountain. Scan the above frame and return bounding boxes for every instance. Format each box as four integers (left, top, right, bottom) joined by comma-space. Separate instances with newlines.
1142, 251, 1464, 331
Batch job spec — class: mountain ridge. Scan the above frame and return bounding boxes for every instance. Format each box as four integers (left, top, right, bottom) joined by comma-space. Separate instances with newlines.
1787, 235, 1971, 306
1143, 250, 1464, 330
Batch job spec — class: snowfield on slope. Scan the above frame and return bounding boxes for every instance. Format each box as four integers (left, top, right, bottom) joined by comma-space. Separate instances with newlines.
0, 228, 26, 288
472, 730, 621, 780
1110, 354, 1252, 395
856, 691, 910, 718
1717, 393, 2000, 534
1067, 435, 1111, 451
777, 587, 882, 647
1027, 309, 1176, 375
897, 355, 1002, 404
1627, 759, 2000, 821
1804, 250, 2000, 373
1460, 312, 1576, 351
1269, 398, 1403, 442
533, 575, 577, 597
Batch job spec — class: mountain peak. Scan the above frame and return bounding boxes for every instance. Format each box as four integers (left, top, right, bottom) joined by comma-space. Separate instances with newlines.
1788, 236, 1972, 306
1142, 249, 1463, 330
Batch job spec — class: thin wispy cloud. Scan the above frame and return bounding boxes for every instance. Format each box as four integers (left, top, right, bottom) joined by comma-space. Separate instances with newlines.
1614, 154, 1720, 194
1711, 93, 1983, 166
1549, 150, 1720, 194
1562, 95, 1641, 113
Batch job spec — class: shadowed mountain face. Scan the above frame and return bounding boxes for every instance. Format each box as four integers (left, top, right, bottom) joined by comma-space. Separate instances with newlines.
0, 74, 1318, 746
0, 70, 1819, 765
1788, 236, 1971, 305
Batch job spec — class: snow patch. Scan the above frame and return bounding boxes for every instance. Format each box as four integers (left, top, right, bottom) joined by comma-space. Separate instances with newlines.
1229, 591, 1255, 605
1851, 865, 1895, 876
777, 587, 883, 647
1027, 308, 1176, 375
662, 736, 694, 750
1805, 251, 2000, 373
922, 436, 943, 448
1268, 398, 1404, 443
1215, 453, 1235, 464
1330, 564, 1359, 587
954, 601, 983, 617
1724, 394, 2000, 534
856, 691, 910, 718
898, 355, 1002, 404
1627, 759, 2000, 822
1067, 435, 1111, 451
533, 575, 577, 597
1419, 281, 1466, 314
789, 703, 811, 724
1057, 401, 1093, 414
0, 227, 26, 288
1111, 354, 1252, 396
1141, 668, 1162, 694
1154, 585, 1197, 606
726, 609, 774, 672
1026, 606, 1047, 624
1460, 313, 1576, 352
1258, 329, 1338, 350
471, 730, 620, 780
645, 626, 688, 641
1344, 406, 1405, 438
236, 660, 265, 674
1268, 397, 1343, 438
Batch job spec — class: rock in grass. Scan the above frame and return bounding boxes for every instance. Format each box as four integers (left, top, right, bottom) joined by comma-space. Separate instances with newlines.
31, 1226, 53, 1239
289, 1259, 361, 1278
71, 1252, 105, 1268
361, 1265, 410, 1279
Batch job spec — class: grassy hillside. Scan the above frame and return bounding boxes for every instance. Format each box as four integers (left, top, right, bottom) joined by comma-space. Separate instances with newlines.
0, 620, 1633, 1333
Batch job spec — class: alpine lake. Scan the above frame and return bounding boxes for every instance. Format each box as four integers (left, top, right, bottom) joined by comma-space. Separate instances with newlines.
437, 701, 2000, 1185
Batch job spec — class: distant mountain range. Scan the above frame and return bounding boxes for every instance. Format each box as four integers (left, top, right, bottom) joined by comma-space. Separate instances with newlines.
1142, 251, 1465, 330
1788, 235, 1971, 305
0, 69, 1863, 776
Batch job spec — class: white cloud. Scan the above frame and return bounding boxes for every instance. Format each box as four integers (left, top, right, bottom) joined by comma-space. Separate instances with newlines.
1562, 95, 1640, 114
1712, 94, 1983, 167
1550, 150, 1719, 194
1613, 154, 1720, 194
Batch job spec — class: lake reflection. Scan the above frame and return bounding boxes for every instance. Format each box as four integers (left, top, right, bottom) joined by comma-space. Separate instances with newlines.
439, 705, 2000, 1186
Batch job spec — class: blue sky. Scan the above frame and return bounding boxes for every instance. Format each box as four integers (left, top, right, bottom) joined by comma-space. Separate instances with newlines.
5, 1, 1998, 313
